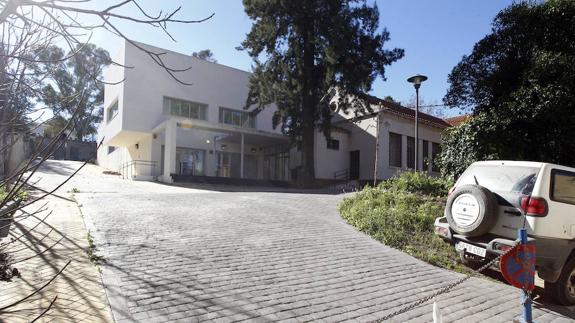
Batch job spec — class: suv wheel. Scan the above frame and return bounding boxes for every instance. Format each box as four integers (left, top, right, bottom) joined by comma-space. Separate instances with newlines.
445, 185, 498, 237
545, 256, 575, 305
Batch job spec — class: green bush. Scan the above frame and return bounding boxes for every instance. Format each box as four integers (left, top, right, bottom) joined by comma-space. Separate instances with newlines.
0, 186, 27, 202
339, 172, 470, 273
377, 171, 453, 196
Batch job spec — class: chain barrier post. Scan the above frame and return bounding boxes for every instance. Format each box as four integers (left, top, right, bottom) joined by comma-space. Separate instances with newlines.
519, 228, 533, 323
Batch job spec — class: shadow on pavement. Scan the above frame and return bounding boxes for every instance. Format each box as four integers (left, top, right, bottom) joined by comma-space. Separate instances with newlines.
166, 182, 353, 195
481, 268, 575, 319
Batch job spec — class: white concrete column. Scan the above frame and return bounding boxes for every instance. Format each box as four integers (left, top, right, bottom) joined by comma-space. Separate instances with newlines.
240, 133, 245, 178
257, 153, 264, 179
162, 119, 177, 183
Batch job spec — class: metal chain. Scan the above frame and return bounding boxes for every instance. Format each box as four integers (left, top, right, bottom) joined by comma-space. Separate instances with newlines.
370, 242, 520, 323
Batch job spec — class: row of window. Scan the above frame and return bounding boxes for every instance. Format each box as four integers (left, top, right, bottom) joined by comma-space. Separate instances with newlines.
324, 133, 440, 172
163, 97, 255, 128
106, 97, 256, 128
218, 107, 256, 128
389, 132, 440, 172
163, 97, 208, 121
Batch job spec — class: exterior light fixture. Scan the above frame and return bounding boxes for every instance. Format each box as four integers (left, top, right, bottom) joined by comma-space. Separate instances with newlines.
221, 144, 227, 150
250, 148, 257, 153
407, 74, 428, 172
206, 139, 211, 144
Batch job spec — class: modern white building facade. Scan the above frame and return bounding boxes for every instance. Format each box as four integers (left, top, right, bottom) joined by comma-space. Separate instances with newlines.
98, 41, 289, 183
97, 41, 449, 185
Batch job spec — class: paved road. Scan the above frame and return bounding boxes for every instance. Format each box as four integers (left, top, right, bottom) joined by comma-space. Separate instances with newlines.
35, 161, 574, 322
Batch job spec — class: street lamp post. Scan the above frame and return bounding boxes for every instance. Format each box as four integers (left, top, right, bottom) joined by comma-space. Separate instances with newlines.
407, 74, 428, 172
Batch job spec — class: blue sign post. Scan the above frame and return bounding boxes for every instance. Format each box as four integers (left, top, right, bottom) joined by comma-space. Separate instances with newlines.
519, 228, 533, 323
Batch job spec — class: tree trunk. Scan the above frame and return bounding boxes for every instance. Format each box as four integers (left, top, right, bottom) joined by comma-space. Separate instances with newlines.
300, 23, 316, 188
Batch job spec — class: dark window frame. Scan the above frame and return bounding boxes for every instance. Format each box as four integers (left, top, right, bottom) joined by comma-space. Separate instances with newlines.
550, 169, 575, 206
407, 136, 415, 169
422, 140, 429, 170
389, 132, 402, 168
107, 100, 119, 124
326, 138, 340, 150
431, 142, 441, 172
163, 96, 208, 121
218, 107, 255, 128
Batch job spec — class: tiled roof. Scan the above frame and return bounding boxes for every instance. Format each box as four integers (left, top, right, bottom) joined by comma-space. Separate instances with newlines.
444, 115, 470, 126
362, 94, 452, 128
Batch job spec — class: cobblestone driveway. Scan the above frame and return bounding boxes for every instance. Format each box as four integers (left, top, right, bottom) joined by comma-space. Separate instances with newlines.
38, 161, 574, 322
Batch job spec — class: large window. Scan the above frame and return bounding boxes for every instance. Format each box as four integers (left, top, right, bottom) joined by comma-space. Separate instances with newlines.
163, 97, 207, 120
389, 132, 402, 168
326, 138, 339, 150
431, 142, 441, 172
219, 107, 255, 128
551, 170, 575, 205
407, 136, 415, 169
107, 101, 119, 123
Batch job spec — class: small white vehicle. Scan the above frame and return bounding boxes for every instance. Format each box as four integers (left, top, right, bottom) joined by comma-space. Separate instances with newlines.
434, 160, 575, 305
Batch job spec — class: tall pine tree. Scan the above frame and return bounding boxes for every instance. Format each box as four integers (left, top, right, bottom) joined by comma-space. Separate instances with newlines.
241, 0, 403, 186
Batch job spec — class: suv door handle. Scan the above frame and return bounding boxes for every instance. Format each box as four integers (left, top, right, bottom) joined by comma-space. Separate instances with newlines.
504, 210, 522, 216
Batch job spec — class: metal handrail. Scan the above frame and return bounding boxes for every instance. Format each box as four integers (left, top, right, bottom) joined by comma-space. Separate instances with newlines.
120, 160, 157, 180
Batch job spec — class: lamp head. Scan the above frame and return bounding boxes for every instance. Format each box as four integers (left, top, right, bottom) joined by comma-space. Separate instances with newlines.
407, 74, 428, 89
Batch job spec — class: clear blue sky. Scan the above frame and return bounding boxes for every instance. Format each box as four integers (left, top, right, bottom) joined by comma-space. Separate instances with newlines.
89, 0, 516, 117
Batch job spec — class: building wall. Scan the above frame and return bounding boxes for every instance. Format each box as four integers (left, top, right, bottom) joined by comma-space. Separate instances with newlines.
322, 107, 445, 182
112, 40, 280, 136
97, 40, 448, 183
100, 41, 126, 147
314, 128, 351, 180
97, 40, 280, 176
377, 113, 443, 180
151, 127, 265, 179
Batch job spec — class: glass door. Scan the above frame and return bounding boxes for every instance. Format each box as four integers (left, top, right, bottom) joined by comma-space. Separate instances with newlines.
176, 148, 205, 175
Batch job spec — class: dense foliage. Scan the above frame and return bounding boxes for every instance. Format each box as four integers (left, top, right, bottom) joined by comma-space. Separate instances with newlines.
38, 44, 111, 140
440, 0, 575, 179
338, 172, 468, 272
241, 0, 403, 185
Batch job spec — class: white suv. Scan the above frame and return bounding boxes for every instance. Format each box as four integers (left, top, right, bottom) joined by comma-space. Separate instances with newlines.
434, 160, 575, 305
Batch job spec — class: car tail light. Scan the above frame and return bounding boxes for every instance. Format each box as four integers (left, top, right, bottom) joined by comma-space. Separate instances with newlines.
520, 196, 547, 217
434, 226, 449, 237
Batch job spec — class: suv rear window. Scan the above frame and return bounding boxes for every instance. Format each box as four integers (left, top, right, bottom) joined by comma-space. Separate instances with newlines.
458, 165, 539, 195
551, 169, 575, 205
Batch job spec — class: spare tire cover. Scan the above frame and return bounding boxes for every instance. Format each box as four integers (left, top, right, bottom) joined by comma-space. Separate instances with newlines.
445, 184, 498, 237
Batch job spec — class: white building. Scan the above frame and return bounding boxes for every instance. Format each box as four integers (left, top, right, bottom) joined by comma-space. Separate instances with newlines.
97, 40, 449, 185
304, 95, 450, 185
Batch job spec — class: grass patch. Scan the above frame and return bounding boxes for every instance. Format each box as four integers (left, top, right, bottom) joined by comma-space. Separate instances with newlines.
339, 172, 473, 274
0, 186, 28, 201
86, 231, 104, 266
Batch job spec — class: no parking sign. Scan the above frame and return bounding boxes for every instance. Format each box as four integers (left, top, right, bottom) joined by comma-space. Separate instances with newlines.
500, 243, 536, 291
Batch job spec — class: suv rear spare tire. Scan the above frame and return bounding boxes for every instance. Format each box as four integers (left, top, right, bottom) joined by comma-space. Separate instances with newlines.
445, 185, 498, 237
